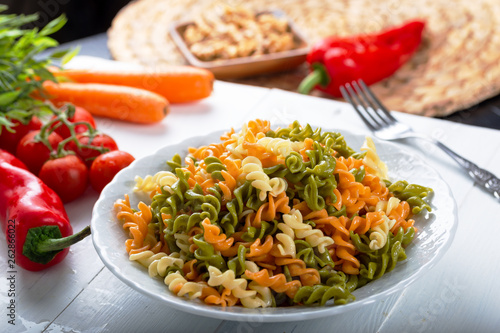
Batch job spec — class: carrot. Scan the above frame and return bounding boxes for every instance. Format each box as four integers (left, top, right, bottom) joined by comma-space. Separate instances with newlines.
52, 66, 214, 104
42, 81, 169, 124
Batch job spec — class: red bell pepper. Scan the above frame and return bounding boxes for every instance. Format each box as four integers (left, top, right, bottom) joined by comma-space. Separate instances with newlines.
0, 149, 29, 170
0, 149, 90, 271
298, 20, 425, 97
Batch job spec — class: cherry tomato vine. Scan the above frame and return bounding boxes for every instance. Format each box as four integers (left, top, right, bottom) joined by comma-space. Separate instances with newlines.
14, 103, 132, 202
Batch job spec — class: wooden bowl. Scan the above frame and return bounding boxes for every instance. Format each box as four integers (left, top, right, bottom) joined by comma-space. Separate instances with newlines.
169, 10, 309, 79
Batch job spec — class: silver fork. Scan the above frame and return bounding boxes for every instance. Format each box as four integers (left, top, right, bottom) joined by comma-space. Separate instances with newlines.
340, 79, 500, 201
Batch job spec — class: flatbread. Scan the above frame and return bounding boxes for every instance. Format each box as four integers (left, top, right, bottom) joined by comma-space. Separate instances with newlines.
108, 0, 500, 116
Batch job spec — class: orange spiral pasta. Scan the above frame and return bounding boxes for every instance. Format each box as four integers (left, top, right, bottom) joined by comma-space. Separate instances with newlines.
246, 235, 273, 258
275, 258, 320, 286
201, 219, 234, 252
245, 192, 291, 228
388, 200, 415, 232
115, 197, 160, 254
329, 216, 360, 274
189, 143, 225, 159
244, 269, 301, 298
203, 287, 239, 307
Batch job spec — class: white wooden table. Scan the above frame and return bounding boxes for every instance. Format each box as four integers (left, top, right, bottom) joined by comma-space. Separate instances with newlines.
2, 60, 500, 333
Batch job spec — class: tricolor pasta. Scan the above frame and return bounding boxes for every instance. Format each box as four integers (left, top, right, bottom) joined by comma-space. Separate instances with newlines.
114, 120, 432, 308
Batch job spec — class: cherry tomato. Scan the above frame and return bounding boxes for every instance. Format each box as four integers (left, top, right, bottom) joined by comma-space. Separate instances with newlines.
0, 117, 42, 154
65, 133, 118, 167
39, 155, 88, 203
51, 106, 96, 138
90, 150, 135, 192
16, 130, 63, 175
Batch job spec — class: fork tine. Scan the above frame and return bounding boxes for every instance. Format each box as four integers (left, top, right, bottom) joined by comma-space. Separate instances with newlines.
340, 85, 376, 131
342, 83, 385, 129
351, 81, 394, 127
358, 80, 398, 123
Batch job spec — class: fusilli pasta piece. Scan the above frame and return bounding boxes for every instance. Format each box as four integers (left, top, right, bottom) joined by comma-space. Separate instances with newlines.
129, 250, 184, 277
164, 272, 204, 299
134, 171, 178, 195
361, 137, 388, 180
256, 137, 304, 157
282, 209, 334, 254
207, 266, 256, 299
369, 215, 397, 250
242, 156, 286, 200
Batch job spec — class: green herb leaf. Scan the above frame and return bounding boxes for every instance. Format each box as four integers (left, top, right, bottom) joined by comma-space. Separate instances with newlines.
62, 45, 80, 65
40, 15, 67, 36
0, 7, 77, 132
0, 90, 21, 106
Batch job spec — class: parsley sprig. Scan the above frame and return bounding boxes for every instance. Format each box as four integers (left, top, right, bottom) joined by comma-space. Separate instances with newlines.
0, 5, 78, 135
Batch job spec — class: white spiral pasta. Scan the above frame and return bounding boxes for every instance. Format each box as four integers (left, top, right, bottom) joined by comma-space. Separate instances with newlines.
134, 171, 178, 194
225, 124, 250, 159
129, 250, 184, 277
242, 156, 271, 197
242, 156, 287, 201
207, 266, 256, 299
375, 196, 401, 215
282, 209, 334, 253
244, 260, 260, 273
240, 281, 273, 308
276, 223, 296, 258
164, 272, 204, 299
361, 137, 388, 180
268, 177, 287, 197
295, 229, 334, 254
225, 141, 247, 159
369, 215, 397, 250
256, 137, 304, 157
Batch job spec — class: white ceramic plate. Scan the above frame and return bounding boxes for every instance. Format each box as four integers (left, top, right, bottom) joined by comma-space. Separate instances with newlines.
91, 127, 458, 322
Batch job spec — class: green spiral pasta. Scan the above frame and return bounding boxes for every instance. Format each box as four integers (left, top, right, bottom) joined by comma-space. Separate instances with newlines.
325, 204, 347, 217
207, 183, 224, 202
281, 142, 339, 211
293, 283, 355, 306
151, 170, 222, 252
192, 234, 227, 271
227, 245, 248, 276
241, 220, 279, 242
269, 121, 314, 141
317, 268, 358, 293
269, 121, 356, 158
387, 180, 433, 214
167, 153, 183, 170
350, 166, 366, 183
314, 247, 336, 269
263, 164, 289, 178
295, 240, 317, 268
219, 181, 262, 236
352, 228, 414, 284
204, 156, 227, 181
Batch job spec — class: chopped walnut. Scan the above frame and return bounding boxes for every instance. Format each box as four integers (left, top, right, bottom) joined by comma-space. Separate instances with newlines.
182, 6, 299, 61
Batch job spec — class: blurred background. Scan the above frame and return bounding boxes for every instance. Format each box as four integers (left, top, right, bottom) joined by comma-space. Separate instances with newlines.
2, 0, 499, 128
2, 0, 130, 43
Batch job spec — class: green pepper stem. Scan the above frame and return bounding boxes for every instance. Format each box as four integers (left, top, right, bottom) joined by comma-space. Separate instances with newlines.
297, 63, 331, 95
298, 69, 324, 95
36, 226, 91, 253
